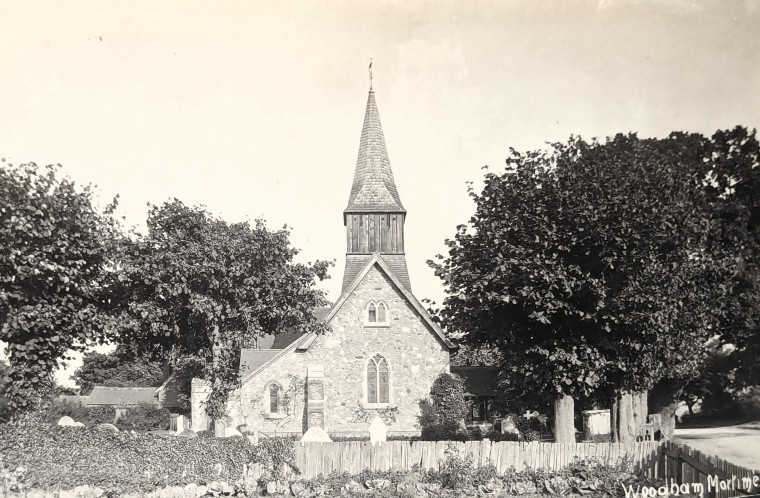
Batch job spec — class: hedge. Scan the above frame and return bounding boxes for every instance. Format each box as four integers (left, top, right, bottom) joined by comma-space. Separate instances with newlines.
0, 415, 294, 494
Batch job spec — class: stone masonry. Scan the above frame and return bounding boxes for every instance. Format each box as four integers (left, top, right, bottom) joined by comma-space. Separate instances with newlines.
227, 263, 450, 436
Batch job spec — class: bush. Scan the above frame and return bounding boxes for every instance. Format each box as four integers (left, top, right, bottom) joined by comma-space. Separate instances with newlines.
419, 372, 467, 440
0, 415, 295, 493
45, 400, 116, 426
115, 404, 170, 431
737, 387, 760, 420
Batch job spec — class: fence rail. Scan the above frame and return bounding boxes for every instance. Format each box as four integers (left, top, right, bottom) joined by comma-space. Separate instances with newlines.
660, 441, 760, 498
290, 440, 661, 479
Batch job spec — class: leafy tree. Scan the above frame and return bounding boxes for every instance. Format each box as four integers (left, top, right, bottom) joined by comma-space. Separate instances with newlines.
450, 343, 503, 367
419, 372, 467, 440
0, 162, 119, 412
112, 200, 332, 432
71, 345, 165, 395
430, 129, 757, 442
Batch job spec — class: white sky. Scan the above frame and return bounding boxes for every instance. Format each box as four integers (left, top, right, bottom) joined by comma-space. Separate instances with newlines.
2, 0, 759, 387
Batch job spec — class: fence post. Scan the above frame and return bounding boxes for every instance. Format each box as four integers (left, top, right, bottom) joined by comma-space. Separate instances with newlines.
675, 444, 683, 486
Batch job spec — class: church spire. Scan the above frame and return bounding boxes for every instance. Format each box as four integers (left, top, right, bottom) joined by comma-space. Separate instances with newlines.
344, 89, 406, 215
342, 83, 411, 292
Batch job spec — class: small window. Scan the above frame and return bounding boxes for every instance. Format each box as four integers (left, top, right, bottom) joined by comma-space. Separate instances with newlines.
366, 302, 388, 325
269, 384, 280, 413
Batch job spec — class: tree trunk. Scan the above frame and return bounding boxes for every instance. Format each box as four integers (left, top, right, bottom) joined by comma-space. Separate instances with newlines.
659, 402, 678, 439
211, 325, 226, 437
640, 391, 648, 425
553, 393, 575, 443
610, 396, 619, 442
632, 391, 648, 429
611, 392, 636, 443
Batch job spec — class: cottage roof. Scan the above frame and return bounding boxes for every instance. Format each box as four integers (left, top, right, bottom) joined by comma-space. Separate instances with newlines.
344, 90, 405, 215
86, 386, 158, 406
450, 366, 501, 397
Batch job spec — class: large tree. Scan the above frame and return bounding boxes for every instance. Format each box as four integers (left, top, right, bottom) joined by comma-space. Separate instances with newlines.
0, 162, 119, 412
72, 345, 165, 395
430, 129, 757, 442
112, 200, 332, 432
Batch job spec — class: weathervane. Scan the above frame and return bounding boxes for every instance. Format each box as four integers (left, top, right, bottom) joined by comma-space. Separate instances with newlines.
369, 58, 373, 90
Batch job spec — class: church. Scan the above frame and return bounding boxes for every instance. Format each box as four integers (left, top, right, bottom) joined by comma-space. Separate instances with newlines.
191, 84, 455, 437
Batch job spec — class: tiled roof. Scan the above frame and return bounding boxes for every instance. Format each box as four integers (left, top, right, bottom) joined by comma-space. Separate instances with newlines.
450, 366, 501, 396
343, 254, 411, 293
256, 307, 332, 349
86, 386, 158, 406
240, 350, 281, 378
344, 91, 405, 214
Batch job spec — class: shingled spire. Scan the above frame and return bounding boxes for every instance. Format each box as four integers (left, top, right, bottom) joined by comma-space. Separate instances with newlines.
344, 90, 406, 215
342, 88, 410, 292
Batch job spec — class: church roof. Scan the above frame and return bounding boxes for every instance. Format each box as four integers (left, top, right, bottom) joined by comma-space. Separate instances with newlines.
86, 386, 158, 406
450, 366, 501, 396
344, 90, 406, 215
307, 253, 455, 351
343, 253, 411, 293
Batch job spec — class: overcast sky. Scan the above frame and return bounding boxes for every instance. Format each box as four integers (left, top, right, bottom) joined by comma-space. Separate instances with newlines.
2, 0, 759, 386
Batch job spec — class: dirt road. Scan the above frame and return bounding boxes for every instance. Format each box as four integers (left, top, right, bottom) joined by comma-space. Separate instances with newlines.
674, 421, 760, 471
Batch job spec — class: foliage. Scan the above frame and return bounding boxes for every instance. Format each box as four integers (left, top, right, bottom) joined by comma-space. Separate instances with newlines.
45, 399, 115, 426
450, 342, 503, 367
351, 400, 400, 426
0, 414, 296, 493
0, 162, 121, 412
110, 199, 333, 422
115, 404, 170, 431
72, 345, 165, 395
429, 128, 760, 404
419, 372, 467, 440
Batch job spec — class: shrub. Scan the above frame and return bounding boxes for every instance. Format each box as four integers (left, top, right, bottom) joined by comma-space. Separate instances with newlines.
0, 415, 295, 493
45, 400, 116, 426
736, 387, 760, 421
419, 372, 467, 440
115, 404, 170, 431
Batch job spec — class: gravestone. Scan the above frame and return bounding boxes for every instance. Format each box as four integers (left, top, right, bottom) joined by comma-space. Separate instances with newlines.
368, 416, 387, 443
500, 416, 519, 435
223, 427, 244, 438
300, 426, 332, 442
57, 416, 76, 426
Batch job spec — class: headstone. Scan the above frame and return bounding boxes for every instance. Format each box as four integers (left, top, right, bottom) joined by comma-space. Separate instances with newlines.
582, 409, 611, 438
95, 423, 119, 433
223, 427, 243, 438
368, 416, 387, 443
300, 426, 332, 442
57, 416, 76, 426
500, 416, 518, 435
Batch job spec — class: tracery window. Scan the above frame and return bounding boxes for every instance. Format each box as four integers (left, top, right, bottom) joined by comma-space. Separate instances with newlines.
366, 302, 388, 324
366, 354, 390, 404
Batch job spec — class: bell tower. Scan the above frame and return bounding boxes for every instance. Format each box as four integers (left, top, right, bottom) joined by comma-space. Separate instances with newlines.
342, 87, 410, 292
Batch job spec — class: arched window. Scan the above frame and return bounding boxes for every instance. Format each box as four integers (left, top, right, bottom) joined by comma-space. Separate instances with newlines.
264, 382, 283, 417
366, 302, 388, 325
269, 384, 280, 414
366, 354, 390, 404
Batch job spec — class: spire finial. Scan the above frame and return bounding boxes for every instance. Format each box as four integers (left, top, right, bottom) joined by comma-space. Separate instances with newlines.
368, 58, 373, 90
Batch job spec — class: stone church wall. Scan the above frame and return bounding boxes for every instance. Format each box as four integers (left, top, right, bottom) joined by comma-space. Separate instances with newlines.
227, 264, 450, 436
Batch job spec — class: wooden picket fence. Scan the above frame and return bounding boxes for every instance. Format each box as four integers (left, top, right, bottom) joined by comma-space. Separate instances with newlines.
659, 440, 760, 498
291, 440, 661, 479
